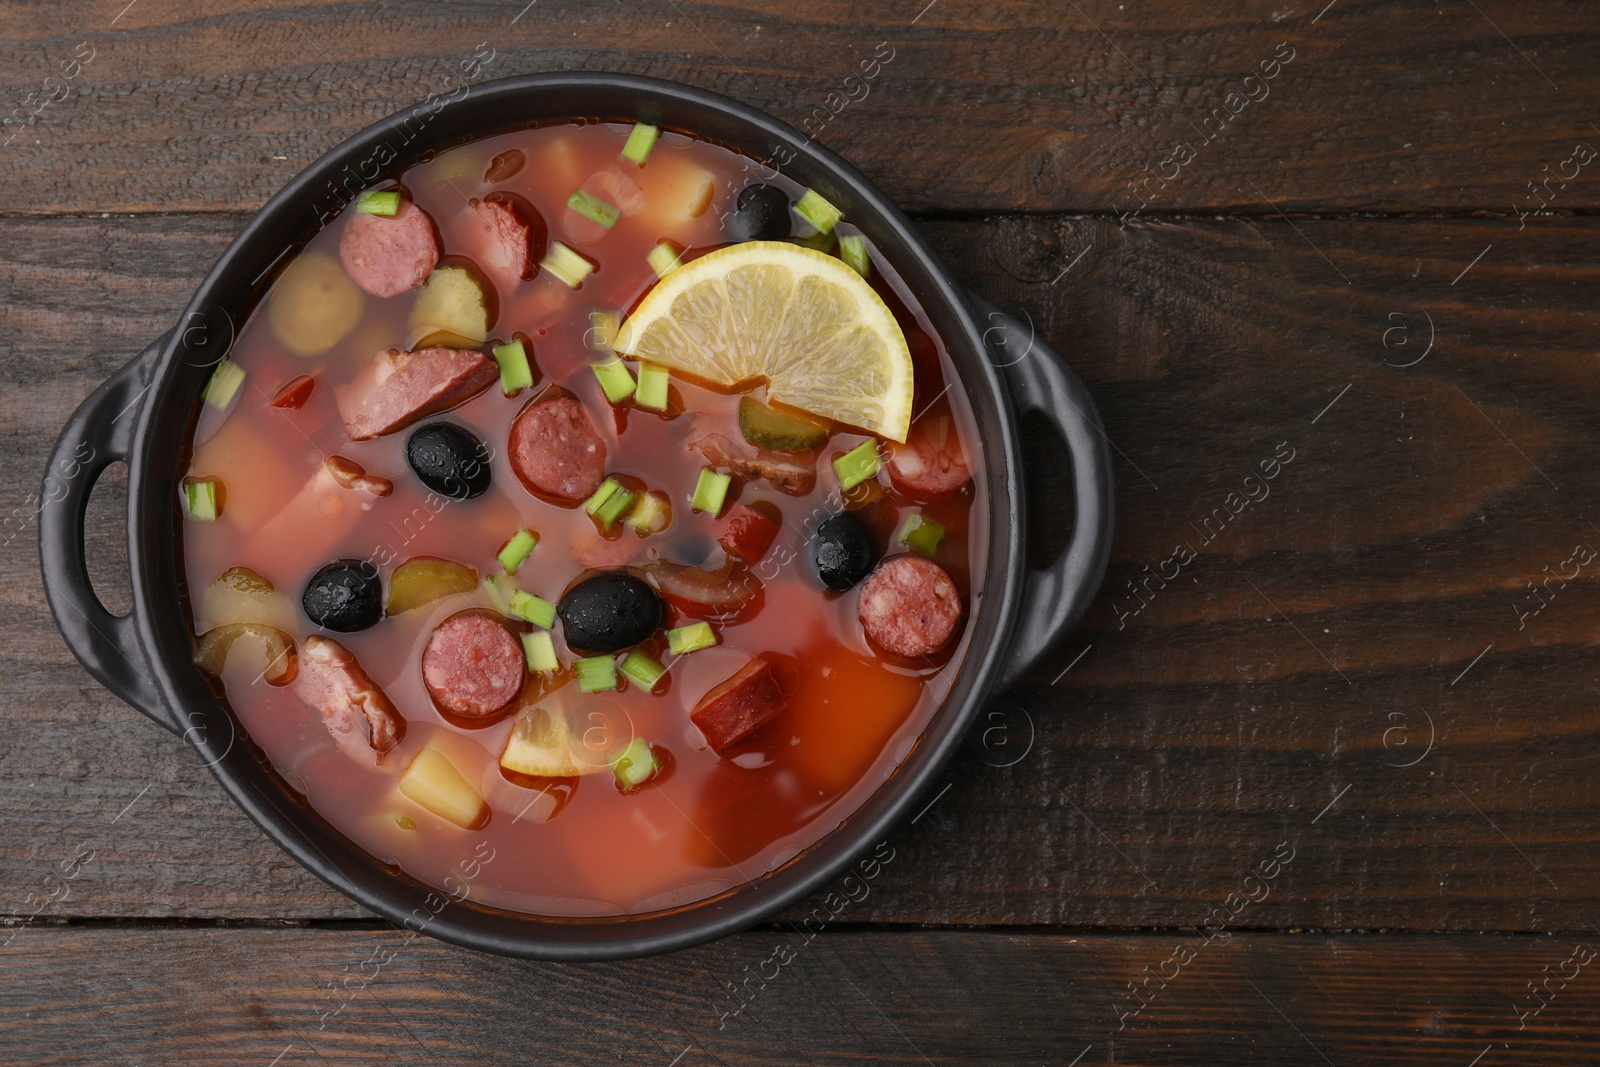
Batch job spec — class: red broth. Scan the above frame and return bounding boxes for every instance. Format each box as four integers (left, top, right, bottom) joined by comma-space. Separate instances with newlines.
181, 122, 986, 916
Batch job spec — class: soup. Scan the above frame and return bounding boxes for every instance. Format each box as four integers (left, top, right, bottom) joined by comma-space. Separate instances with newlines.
180, 120, 985, 916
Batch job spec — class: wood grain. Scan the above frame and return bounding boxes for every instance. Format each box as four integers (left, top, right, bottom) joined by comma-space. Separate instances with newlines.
1, 927, 1596, 1065
3, 213, 1599, 933
1, 0, 1598, 215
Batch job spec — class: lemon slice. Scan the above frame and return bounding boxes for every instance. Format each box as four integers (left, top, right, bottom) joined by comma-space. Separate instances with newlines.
614, 241, 914, 442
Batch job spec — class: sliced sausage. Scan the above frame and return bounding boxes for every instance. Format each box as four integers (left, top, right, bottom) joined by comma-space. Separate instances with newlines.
693, 432, 816, 495
295, 636, 405, 764
508, 395, 607, 502
337, 346, 498, 441
422, 612, 524, 719
339, 201, 440, 298
470, 196, 539, 281
858, 554, 963, 658
691, 657, 786, 752
886, 419, 971, 500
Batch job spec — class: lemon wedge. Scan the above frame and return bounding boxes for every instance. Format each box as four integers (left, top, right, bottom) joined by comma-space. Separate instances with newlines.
614, 241, 914, 442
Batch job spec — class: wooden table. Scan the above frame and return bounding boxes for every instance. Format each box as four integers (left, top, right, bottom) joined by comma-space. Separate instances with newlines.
4, 1, 1598, 1062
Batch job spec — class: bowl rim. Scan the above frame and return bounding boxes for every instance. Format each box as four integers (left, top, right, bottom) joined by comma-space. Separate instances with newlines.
128, 70, 1030, 959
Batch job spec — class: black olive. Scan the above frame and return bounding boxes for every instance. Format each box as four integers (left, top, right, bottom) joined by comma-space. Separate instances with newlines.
811, 513, 875, 591
726, 183, 791, 242
406, 422, 491, 499
302, 559, 383, 632
558, 572, 664, 654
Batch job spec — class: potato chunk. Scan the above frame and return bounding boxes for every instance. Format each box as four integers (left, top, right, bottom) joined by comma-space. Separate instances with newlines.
409, 264, 493, 345
399, 747, 488, 828
268, 251, 364, 357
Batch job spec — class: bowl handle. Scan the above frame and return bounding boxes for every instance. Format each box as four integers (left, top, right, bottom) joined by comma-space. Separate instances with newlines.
972, 299, 1115, 691
39, 334, 183, 736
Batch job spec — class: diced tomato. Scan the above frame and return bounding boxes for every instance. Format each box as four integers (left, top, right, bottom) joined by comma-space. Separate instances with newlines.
270, 374, 315, 409
716, 501, 780, 563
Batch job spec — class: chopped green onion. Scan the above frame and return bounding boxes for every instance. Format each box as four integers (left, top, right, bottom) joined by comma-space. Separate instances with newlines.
574, 654, 619, 693
667, 621, 717, 655
594, 486, 635, 530
618, 650, 666, 691
497, 528, 538, 575
356, 190, 401, 216
621, 122, 660, 165
840, 234, 871, 278
584, 476, 636, 529
540, 241, 595, 288
509, 589, 557, 630
897, 513, 946, 556
589, 309, 621, 351
585, 477, 623, 516
833, 440, 881, 491
625, 491, 671, 534
691, 468, 731, 516
521, 630, 559, 673
491, 339, 534, 396
567, 188, 621, 229
591, 358, 636, 404
204, 360, 246, 409
647, 241, 683, 278
793, 188, 842, 234
610, 736, 658, 791
183, 478, 219, 521
634, 362, 669, 411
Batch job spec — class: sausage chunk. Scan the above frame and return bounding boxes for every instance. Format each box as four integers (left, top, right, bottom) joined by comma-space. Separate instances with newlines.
886, 420, 971, 501
508, 395, 607, 502
337, 346, 498, 441
692, 657, 786, 752
422, 612, 525, 719
471, 197, 537, 281
338, 201, 440, 298
295, 636, 405, 764
858, 555, 963, 658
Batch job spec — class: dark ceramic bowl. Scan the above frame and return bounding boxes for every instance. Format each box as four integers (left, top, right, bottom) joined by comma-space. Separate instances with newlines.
40, 73, 1112, 960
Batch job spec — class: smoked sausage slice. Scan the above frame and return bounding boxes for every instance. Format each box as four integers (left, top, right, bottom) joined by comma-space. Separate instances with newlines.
337, 346, 498, 441
857, 554, 963, 658
339, 201, 440, 298
886, 420, 971, 501
508, 395, 607, 503
422, 612, 524, 719
691, 657, 786, 753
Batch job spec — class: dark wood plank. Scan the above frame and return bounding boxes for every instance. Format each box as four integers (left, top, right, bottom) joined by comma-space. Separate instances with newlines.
4, 213, 1600, 931
0, 927, 1593, 1065
2, 0, 1598, 214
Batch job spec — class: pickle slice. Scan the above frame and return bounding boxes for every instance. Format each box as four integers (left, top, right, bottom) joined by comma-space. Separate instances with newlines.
737, 396, 828, 453
386, 557, 479, 616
